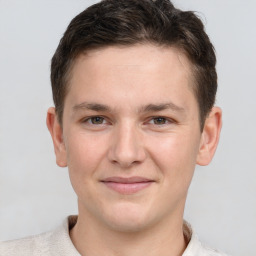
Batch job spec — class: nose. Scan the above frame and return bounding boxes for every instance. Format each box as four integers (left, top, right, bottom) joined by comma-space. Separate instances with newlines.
108, 121, 146, 168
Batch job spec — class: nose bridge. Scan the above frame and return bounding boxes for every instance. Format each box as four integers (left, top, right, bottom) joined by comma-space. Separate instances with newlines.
109, 119, 145, 167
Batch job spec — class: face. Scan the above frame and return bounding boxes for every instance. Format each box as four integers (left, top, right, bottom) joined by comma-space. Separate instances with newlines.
48, 44, 221, 232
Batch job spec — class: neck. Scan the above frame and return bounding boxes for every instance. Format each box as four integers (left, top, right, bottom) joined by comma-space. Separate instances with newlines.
70, 211, 187, 256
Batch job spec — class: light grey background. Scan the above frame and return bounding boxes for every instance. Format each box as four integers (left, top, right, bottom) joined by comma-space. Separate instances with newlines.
0, 1, 255, 255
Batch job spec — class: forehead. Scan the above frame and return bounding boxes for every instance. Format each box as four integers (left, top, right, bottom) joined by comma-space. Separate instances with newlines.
65, 44, 197, 113
75, 44, 193, 76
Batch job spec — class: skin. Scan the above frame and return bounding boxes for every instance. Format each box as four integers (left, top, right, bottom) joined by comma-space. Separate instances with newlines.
47, 44, 222, 256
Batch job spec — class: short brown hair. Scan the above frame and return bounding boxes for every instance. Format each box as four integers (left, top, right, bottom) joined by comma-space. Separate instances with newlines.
51, 0, 217, 130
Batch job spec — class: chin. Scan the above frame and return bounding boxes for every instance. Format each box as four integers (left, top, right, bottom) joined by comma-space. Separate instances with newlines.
101, 203, 156, 233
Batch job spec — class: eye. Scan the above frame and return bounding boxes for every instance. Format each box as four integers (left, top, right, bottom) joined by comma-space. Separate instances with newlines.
149, 117, 170, 125
152, 117, 167, 125
86, 116, 106, 125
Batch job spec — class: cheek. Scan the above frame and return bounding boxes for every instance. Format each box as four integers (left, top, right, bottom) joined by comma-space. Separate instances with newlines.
65, 131, 108, 179
147, 132, 200, 180
64, 132, 109, 201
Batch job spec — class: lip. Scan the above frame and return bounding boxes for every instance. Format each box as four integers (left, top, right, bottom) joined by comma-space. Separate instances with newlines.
101, 176, 154, 194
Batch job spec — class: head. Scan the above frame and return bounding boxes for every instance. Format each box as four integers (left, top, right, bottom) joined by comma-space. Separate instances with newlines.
47, 0, 221, 233
51, 0, 217, 131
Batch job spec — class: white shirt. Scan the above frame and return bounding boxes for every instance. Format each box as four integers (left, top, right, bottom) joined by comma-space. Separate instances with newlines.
0, 216, 229, 256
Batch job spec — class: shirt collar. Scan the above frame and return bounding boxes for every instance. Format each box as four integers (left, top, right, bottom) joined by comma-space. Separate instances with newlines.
48, 215, 80, 255
182, 220, 204, 255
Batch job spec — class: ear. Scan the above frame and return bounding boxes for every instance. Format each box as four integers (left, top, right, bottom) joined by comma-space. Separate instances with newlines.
46, 107, 67, 167
196, 107, 222, 166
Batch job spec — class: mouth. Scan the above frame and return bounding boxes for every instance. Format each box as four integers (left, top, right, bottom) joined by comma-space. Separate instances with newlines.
100, 176, 155, 194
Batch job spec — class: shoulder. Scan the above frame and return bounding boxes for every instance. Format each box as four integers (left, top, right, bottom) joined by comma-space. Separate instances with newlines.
0, 216, 80, 256
183, 221, 231, 256
199, 244, 230, 256
185, 236, 231, 256
0, 231, 53, 256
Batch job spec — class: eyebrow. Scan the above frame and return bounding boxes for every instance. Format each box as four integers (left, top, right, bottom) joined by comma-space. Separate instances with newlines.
139, 103, 185, 113
72, 101, 185, 114
73, 102, 111, 112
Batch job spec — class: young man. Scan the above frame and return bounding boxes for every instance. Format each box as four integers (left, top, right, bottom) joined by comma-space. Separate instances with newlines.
0, 0, 228, 255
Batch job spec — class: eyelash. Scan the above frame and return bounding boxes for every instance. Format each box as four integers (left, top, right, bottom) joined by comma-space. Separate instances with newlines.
148, 117, 174, 125
83, 116, 107, 125
82, 116, 175, 126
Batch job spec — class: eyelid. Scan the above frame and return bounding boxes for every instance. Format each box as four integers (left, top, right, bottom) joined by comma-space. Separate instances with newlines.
146, 116, 176, 125
80, 115, 176, 126
82, 115, 109, 125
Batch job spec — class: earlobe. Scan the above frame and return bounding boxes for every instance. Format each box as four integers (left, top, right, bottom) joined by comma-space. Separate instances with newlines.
46, 107, 67, 167
196, 107, 222, 166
